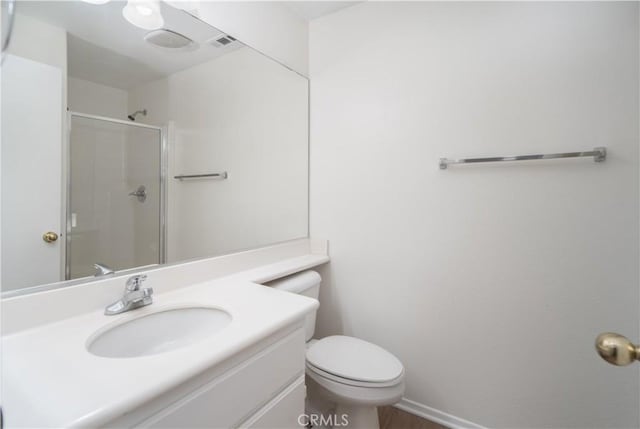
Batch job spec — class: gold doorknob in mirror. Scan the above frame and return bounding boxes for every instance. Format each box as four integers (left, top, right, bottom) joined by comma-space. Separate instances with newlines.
595, 332, 640, 366
42, 231, 59, 243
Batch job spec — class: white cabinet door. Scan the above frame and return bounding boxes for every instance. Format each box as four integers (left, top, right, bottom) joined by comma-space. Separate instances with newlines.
1, 54, 63, 291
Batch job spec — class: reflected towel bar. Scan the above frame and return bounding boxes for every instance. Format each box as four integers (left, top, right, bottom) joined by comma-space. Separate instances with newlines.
439, 147, 606, 169
174, 172, 228, 180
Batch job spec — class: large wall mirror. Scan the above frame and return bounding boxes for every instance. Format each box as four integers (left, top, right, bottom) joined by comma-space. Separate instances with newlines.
1, 1, 309, 295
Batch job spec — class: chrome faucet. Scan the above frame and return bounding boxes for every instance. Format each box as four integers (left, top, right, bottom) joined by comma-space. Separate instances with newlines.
94, 263, 115, 277
104, 274, 154, 315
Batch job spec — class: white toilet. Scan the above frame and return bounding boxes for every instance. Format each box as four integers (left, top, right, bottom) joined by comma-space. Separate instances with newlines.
267, 271, 405, 429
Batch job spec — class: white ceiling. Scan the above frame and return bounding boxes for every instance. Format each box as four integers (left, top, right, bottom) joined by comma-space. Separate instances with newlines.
279, 1, 361, 21
17, 1, 243, 90
67, 34, 165, 90
16, 1, 360, 89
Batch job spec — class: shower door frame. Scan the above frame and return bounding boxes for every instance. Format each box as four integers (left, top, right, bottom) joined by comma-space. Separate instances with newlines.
65, 111, 168, 280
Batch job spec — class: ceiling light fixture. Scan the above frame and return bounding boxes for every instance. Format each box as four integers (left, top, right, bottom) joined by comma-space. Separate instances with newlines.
122, 0, 164, 30
80, 0, 111, 4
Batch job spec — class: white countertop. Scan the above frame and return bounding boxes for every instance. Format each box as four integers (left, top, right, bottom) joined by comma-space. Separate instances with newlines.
1, 279, 319, 428
2, 239, 329, 335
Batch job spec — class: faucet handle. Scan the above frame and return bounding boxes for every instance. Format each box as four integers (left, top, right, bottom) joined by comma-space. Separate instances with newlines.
130, 287, 154, 306
94, 263, 115, 277
125, 274, 148, 291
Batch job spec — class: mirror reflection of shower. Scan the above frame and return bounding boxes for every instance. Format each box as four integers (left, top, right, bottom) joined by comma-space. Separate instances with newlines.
68, 112, 165, 280
128, 109, 147, 121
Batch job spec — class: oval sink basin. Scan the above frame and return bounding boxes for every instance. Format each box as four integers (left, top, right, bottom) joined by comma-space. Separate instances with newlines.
87, 307, 232, 358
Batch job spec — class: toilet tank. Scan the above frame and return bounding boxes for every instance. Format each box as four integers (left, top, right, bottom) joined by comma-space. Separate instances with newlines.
265, 270, 321, 341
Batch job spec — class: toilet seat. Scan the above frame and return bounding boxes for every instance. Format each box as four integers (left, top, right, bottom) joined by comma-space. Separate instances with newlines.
306, 336, 404, 386
306, 364, 405, 407
306, 361, 404, 388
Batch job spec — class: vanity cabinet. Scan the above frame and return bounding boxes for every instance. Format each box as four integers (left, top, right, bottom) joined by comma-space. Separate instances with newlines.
2, 273, 321, 428
107, 327, 306, 428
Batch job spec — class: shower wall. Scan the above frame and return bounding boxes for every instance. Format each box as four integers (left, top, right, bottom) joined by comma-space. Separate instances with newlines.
68, 79, 128, 278
67, 77, 128, 119
68, 79, 163, 276
125, 125, 162, 268
68, 116, 161, 278
68, 117, 134, 278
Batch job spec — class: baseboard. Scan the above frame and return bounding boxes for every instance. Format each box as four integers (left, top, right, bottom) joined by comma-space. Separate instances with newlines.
394, 398, 488, 429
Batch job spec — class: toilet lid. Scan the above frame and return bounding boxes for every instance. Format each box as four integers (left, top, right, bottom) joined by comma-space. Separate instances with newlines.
306, 336, 404, 383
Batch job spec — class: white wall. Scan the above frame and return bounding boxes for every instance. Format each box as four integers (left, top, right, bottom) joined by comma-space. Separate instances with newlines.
128, 46, 308, 263
172, 1, 309, 76
309, 2, 639, 428
67, 77, 128, 119
7, 13, 66, 72
6, 12, 67, 148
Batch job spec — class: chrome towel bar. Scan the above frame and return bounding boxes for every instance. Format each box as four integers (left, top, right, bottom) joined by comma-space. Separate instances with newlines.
439, 147, 606, 170
174, 172, 228, 180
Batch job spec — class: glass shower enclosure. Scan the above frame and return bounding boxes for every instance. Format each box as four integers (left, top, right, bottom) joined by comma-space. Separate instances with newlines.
67, 112, 166, 280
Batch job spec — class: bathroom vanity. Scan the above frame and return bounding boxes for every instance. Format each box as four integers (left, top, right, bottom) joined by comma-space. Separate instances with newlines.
1, 239, 328, 428
2, 1, 310, 294
0, 0, 320, 425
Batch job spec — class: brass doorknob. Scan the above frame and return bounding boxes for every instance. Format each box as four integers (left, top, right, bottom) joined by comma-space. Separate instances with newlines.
42, 231, 58, 243
595, 333, 640, 366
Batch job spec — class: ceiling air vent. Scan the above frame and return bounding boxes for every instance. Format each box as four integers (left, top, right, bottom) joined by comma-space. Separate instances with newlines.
207, 34, 237, 48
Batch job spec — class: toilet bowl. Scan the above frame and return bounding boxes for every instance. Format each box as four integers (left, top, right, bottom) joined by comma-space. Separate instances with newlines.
266, 271, 405, 428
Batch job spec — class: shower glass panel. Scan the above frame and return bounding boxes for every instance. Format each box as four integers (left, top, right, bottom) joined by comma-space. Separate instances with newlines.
67, 114, 164, 280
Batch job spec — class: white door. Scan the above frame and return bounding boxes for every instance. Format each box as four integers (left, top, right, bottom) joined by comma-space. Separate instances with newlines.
1, 54, 63, 291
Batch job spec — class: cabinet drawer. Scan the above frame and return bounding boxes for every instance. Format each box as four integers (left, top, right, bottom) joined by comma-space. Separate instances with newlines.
242, 376, 305, 429
141, 328, 305, 428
